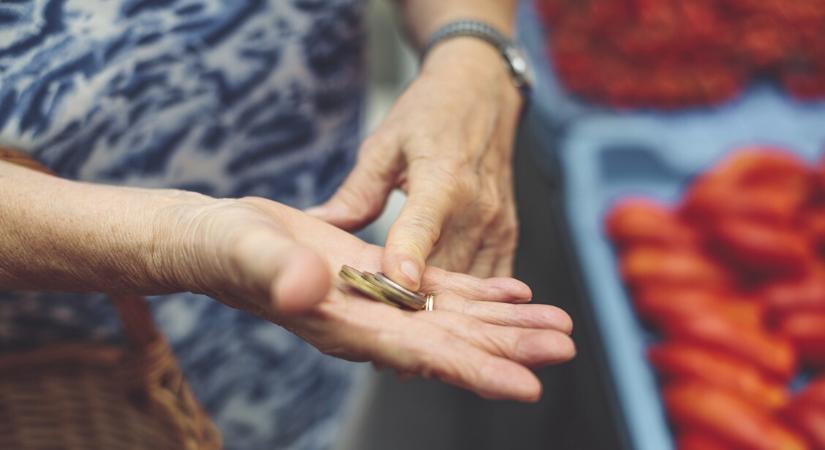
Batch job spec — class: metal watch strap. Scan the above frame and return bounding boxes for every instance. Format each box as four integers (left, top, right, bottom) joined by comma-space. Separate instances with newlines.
423, 19, 533, 98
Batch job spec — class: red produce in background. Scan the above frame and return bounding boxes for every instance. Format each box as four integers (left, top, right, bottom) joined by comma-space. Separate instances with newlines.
605, 199, 697, 249
635, 286, 763, 329
665, 313, 796, 381
536, 0, 825, 107
709, 218, 812, 277
620, 247, 731, 290
784, 403, 825, 450
681, 149, 811, 226
650, 342, 789, 410
664, 381, 808, 450
759, 269, 825, 317
778, 313, 825, 368
676, 433, 729, 450
605, 146, 825, 449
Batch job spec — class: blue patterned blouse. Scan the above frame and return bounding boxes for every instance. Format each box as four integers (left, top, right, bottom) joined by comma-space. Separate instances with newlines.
0, 1, 366, 449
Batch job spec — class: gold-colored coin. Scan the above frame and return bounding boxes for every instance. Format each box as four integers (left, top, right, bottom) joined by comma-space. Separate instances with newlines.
338, 266, 398, 308
372, 272, 427, 310
338, 265, 432, 311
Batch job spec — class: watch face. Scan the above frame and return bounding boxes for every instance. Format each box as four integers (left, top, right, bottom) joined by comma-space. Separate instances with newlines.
504, 46, 535, 89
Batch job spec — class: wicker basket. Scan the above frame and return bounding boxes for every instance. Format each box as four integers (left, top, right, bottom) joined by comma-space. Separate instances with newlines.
0, 148, 222, 450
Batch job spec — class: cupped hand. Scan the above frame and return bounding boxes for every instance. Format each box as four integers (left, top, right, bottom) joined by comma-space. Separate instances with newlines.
162, 196, 574, 402
307, 39, 524, 290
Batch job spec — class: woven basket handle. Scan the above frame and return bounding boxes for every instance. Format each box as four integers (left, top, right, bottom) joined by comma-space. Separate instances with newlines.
0, 147, 161, 351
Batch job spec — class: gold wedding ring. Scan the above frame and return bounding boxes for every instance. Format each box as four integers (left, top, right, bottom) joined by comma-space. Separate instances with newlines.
338, 265, 435, 311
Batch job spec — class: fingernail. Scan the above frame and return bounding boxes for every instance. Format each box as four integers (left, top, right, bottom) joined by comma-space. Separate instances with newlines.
400, 260, 420, 284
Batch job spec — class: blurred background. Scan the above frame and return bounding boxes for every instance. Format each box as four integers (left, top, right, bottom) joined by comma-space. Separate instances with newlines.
342, 1, 825, 450
337, 2, 622, 450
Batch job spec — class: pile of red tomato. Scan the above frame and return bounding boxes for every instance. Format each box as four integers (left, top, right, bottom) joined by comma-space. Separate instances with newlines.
535, 0, 825, 108
607, 148, 825, 449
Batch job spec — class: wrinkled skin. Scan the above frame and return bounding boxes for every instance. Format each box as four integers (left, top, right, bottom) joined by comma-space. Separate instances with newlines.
159, 196, 575, 402
308, 39, 523, 289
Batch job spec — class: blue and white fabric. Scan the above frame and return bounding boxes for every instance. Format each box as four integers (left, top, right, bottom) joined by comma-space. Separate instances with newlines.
0, 1, 366, 449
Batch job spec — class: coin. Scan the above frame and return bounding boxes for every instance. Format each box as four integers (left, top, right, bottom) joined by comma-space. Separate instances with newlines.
339, 266, 399, 308
372, 272, 427, 310
338, 265, 431, 311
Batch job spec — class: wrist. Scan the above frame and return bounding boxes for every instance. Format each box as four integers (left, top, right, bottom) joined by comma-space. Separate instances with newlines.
421, 38, 523, 109
145, 190, 227, 296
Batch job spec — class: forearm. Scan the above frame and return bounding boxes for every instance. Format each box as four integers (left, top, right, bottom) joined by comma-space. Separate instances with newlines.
391, 0, 521, 110
0, 161, 207, 294
393, 0, 517, 50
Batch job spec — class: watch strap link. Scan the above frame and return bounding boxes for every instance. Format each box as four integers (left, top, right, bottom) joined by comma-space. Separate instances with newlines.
423, 19, 533, 97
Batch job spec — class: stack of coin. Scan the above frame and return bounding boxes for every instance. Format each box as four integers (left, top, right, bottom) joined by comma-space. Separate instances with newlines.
339, 265, 434, 311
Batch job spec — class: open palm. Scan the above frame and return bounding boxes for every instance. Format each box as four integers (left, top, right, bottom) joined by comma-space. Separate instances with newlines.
183, 197, 575, 402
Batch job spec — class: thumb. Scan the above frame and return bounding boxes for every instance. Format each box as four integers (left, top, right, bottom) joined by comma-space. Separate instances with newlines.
232, 229, 331, 316
306, 136, 399, 230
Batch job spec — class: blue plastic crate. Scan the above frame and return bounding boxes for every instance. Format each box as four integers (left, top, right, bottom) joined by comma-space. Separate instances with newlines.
517, 2, 825, 449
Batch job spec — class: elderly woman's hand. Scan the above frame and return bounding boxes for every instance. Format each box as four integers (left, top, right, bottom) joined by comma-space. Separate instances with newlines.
308, 38, 523, 290
167, 196, 573, 402
2, 160, 571, 402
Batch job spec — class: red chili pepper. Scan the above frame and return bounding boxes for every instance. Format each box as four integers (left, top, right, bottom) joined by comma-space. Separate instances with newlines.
682, 182, 806, 226
664, 381, 809, 450
606, 199, 698, 249
680, 149, 810, 225
783, 70, 825, 101
738, 16, 792, 69
778, 312, 825, 368
676, 432, 734, 450
710, 218, 812, 276
712, 149, 810, 188
759, 268, 825, 316
665, 313, 797, 381
783, 400, 825, 450
540, 0, 825, 107
802, 211, 825, 255
650, 342, 789, 410
635, 286, 764, 329
620, 246, 732, 290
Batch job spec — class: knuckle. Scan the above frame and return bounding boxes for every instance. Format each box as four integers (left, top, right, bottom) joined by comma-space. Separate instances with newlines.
335, 179, 378, 213
476, 195, 502, 222
438, 168, 478, 201
338, 182, 367, 206
500, 220, 519, 244
359, 132, 394, 156
454, 170, 480, 199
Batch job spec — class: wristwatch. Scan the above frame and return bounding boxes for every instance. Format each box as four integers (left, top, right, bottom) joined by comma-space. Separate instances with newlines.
423, 20, 534, 99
